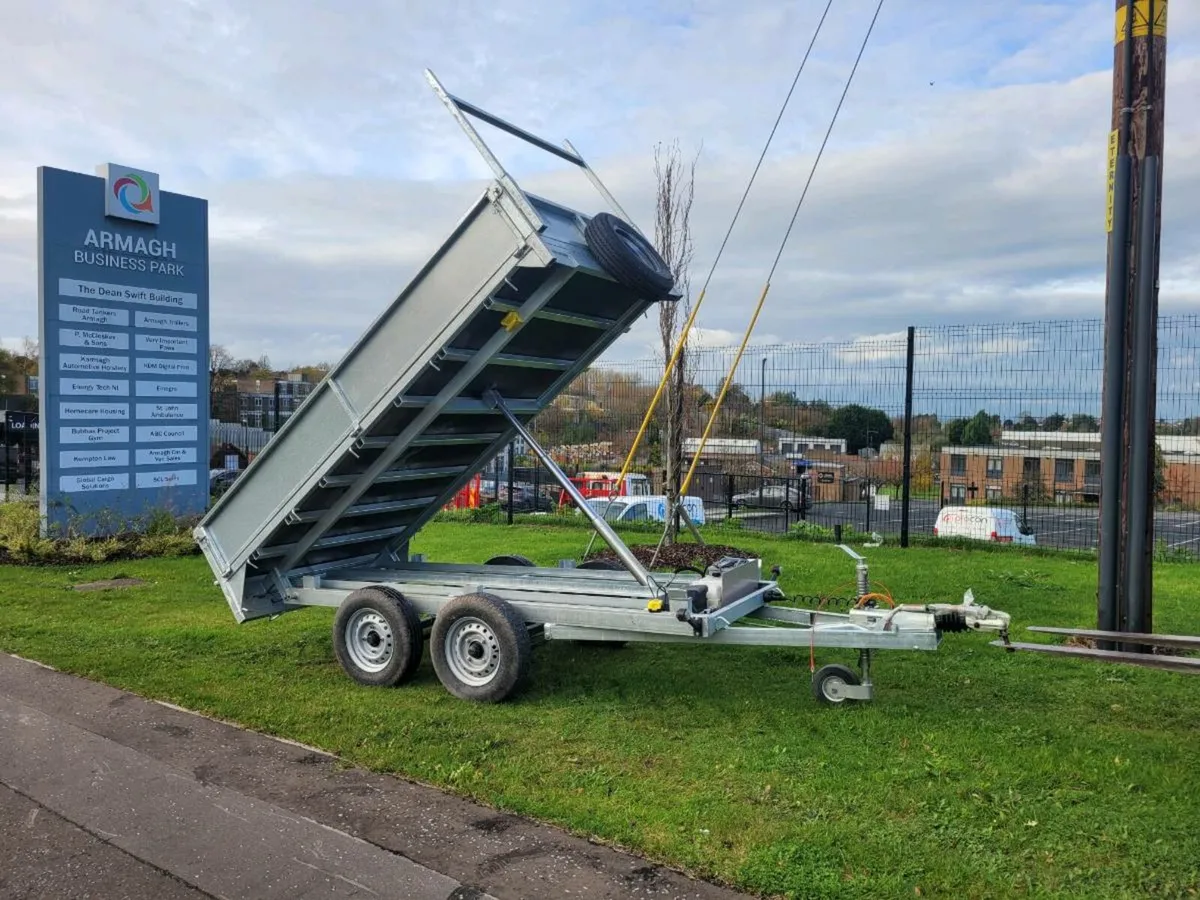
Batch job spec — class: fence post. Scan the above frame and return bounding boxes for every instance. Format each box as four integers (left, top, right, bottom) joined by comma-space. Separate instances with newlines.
786, 476, 795, 531
22, 431, 33, 495
901, 325, 915, 548
725, 473, 734, 521
506, 443, 515, 525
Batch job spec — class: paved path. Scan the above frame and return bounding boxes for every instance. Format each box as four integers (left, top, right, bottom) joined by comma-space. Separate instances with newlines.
0, 653, 749, 900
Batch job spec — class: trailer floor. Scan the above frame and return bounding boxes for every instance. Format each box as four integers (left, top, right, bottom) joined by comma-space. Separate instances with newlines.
0, 653, 750, 900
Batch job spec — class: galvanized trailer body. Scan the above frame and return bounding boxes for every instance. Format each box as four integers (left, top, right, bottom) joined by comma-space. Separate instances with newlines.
195, 71, 1011, 704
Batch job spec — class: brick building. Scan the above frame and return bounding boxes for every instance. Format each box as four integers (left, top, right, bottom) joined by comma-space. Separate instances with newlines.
940, 431, 1200, 509
213, 372, 316, 429
777, 434, 848, 457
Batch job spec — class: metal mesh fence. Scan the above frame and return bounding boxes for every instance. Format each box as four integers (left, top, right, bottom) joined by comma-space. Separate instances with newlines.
200, 315, 1200, 558
517, 315, 1200, 557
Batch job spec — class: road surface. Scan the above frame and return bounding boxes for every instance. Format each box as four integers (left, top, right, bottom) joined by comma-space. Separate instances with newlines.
709, 499, 1200, 552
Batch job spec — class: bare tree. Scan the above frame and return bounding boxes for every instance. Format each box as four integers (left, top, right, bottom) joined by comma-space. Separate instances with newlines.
208, 344, 237, 422
209, 343, 235, 377
652, 139, 700, 543
19, 336, 38, 368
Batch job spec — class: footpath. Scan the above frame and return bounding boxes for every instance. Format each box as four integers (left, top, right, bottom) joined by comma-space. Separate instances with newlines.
0, 652, 749, 900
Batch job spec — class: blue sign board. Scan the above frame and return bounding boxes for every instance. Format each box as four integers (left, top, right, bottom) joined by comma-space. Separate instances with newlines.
37, 164, 209, 536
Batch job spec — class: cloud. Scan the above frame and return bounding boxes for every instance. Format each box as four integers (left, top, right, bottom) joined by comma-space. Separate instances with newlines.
1, 0, 1198, 376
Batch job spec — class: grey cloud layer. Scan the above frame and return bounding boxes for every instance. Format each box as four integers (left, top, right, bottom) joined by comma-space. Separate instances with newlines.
1, 0, 1197, 366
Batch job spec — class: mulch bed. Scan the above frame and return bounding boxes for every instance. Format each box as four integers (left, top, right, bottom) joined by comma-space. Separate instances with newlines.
584, 542, 759, 572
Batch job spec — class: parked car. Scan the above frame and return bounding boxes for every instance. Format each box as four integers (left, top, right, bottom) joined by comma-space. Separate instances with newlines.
731, 481, 808, 511
476, 480, 556, 513
500, 482, 557, 513
209, 468, 242, 500
933, 506, 1036, 546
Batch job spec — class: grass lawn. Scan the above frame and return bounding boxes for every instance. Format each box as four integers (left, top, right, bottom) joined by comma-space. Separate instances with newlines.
1, 522, 1198, 899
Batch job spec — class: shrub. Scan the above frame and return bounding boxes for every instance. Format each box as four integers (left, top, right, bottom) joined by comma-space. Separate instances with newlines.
786, 520, 872, 544
0, 501, 57, 562
0, 499, 201, 566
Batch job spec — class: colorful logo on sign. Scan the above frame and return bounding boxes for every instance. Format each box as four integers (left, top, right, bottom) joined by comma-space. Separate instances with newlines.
112, 173, 155, 217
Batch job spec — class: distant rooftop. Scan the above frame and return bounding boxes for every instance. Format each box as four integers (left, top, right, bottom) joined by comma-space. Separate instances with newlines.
997, 431, 1200, 455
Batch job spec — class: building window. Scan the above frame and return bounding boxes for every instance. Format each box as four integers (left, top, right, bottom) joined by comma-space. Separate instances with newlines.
986, 485, 1002, 501
986, 456, 1003, 479
1023, 457, 1041, 479
949, 483, 967, 501
1084, 460, 1101, 480
1055, 458, 1075, 483
950, 454, 967, 476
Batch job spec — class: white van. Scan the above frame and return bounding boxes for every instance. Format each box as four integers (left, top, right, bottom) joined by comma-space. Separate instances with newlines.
933, 506, 1035, 546
584, 494, 707, 526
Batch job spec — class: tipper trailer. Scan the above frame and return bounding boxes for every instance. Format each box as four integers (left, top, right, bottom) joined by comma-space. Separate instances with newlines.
194, 71, 1011, 705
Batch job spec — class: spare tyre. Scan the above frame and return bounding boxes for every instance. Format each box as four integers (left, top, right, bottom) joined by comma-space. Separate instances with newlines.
584, 212, 676, 302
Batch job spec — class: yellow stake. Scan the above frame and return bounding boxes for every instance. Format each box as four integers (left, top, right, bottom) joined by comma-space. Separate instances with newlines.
680, 281, 772, 498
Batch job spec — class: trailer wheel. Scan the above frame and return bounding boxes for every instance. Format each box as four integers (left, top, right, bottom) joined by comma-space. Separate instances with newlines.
431, 592, 531, 703
332, 587, 423, 687
811, 664, 861, 705
584, 212, 675, 301
484, 554, 534, 567
576, 558, 623, 570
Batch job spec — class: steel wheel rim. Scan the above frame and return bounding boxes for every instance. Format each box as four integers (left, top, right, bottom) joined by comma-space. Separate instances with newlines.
821, 675, 850, 702
345, 609, 394, 673
444, 616, 501, 686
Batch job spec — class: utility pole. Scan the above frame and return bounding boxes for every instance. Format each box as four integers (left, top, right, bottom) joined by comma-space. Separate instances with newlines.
1098, 0, 1168, 648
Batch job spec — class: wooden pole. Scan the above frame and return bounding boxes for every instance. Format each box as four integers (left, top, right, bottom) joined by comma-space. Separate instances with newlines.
1099, 0, 1168, 643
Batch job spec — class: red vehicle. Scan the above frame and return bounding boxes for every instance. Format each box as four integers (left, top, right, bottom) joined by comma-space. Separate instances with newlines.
445, 473, 483, 510
557, 471, 650, 507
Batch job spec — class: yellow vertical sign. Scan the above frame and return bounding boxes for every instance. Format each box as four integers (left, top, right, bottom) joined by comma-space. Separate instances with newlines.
1106, 129, 1119, 233
1115, 0, 1168, 43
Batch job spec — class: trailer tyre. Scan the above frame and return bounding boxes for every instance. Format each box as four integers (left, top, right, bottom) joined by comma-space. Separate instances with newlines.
333, 587, 424, 687
811, 663, 861, 706
431, 592, 531, 703
584, 212, 675, 301
484, 554, 535, 567
576, 558, 623, 571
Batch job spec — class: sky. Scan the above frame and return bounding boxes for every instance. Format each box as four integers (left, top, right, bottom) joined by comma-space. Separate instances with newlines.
1, 0, 1198, 372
